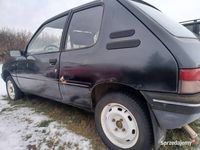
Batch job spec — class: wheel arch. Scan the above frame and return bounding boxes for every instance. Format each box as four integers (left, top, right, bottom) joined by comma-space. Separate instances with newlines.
91, 82, 148, 109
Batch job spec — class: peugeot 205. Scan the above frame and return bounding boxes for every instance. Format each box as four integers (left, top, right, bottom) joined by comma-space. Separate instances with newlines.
2, 0, 200, 149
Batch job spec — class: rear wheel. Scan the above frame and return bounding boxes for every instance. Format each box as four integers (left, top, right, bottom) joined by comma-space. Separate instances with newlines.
95, 92, 153, 150
6, 76, 23, 100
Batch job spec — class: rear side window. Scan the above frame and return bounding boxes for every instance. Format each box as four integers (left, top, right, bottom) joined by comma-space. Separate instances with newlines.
128, 0, 196, 38
66, 6, 103, 50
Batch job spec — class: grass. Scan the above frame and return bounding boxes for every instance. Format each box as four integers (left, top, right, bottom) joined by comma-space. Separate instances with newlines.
38, 120, 53, 127
5, 95, 200, 150
25, 134, 32, 141
7, 95, 107, 150
159, 128, 200, 150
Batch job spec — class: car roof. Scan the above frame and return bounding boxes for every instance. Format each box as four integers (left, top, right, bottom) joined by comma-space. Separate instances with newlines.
129, 0, 160, 11
43, 0, 102, 25
42, 0, 159, 25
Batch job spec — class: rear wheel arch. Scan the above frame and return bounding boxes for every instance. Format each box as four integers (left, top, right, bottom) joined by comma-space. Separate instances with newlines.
91, 83, 149, 110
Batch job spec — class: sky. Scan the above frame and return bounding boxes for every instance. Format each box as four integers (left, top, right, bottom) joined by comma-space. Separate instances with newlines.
0, 0, 199, 33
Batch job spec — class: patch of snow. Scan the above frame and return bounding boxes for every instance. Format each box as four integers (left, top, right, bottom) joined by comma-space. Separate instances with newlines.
0, 64, 92, 150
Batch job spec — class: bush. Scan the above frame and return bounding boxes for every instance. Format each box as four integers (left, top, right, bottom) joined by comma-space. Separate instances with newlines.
0, 28, 32, 62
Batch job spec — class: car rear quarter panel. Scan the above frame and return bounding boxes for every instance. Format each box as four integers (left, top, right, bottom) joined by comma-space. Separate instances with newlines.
96, 0, 178, 92
119, 0, 200, 69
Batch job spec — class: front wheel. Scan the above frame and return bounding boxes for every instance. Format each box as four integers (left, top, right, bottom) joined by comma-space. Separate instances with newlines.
95, 92, 153, 150
6, 76, 23, 100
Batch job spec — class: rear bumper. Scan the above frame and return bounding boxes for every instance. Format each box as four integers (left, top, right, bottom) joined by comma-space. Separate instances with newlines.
142, 92, 200, 129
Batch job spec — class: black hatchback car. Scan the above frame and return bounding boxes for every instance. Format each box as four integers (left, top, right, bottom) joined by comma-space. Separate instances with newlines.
2, 0, 200, 150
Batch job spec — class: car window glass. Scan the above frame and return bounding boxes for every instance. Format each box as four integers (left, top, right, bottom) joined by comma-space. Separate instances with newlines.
27, 16, 67, 55
128, 0, 196, 38
66, 6, 103, 50
197, 24, 200, 37
184, 24, 194, 32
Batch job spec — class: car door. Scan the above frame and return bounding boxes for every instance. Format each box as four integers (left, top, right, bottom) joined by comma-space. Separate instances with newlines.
59, 5, 104, 109
17, 15, 67, 100
197, 23, 200, 37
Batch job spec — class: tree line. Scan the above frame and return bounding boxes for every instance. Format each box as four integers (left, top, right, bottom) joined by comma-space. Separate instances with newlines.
0, 28, 32, 62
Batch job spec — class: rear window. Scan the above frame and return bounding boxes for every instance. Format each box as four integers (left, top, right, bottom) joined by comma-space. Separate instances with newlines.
128, 0, 196, 38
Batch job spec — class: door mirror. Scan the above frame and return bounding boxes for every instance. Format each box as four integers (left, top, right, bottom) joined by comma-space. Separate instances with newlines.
9, 50, 23, 57
70, 30, 94, 46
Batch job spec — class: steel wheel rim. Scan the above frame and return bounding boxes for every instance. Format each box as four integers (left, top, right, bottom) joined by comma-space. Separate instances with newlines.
7, 80, 15, 100
101, 103, 139, 149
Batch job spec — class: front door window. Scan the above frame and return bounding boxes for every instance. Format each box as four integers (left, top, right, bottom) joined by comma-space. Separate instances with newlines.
27, 16, 67, 55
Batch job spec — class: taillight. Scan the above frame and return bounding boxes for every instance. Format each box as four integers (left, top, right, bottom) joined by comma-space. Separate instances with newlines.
179, 68, 200, 94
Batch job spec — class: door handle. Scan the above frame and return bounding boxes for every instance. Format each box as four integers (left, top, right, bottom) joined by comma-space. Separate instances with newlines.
49, 58, 57, 65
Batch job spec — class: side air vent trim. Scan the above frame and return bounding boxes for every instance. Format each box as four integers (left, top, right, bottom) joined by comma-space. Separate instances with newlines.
107, 39, 141, 50
110, 29, 135, 39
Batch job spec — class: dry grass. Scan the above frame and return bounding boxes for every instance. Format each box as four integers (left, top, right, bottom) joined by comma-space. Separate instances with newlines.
8, 95, 107, 150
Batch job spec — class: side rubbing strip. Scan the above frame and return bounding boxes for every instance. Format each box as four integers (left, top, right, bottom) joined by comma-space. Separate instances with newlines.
107, 39, 141, 50
153, 99, 200, 107
110, 29, 135, 39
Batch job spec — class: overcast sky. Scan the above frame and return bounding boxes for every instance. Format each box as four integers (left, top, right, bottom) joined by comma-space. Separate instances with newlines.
0, 0, 199, 33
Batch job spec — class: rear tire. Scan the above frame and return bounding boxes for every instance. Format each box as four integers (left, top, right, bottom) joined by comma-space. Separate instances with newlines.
95, 92, 153, 150
6, 76, 23, 100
